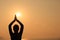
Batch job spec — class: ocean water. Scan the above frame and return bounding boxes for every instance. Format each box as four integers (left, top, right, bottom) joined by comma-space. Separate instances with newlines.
2, 38, 59, 40
3, 38, 60, 40
1, 38, 60, 40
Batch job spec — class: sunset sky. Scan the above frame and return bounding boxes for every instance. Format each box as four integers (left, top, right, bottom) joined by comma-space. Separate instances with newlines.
0, 0, 60, 40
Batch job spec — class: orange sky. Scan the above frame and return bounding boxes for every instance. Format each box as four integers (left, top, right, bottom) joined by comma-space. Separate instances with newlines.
0, 0, 60, 40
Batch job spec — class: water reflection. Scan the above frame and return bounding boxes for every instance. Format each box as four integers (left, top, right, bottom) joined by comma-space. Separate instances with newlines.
22, 39, 28, 40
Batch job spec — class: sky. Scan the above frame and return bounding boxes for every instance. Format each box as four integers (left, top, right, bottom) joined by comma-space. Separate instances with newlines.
0, 0, 60, 40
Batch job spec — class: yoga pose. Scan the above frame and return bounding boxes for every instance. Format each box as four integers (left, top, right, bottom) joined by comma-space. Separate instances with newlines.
8, 15, 24, 40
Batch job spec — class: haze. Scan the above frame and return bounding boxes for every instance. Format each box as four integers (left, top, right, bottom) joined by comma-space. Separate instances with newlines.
0, 0, 60, 40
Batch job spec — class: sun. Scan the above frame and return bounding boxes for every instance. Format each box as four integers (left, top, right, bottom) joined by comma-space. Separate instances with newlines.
15, 12, 21, 17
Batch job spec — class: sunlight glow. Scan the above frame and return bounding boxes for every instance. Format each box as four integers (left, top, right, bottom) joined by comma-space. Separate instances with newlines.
22, 39, 28, 40
15, 12, 21, 17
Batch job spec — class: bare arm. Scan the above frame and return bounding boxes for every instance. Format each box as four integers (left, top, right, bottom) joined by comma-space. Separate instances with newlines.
16, 19, 24, 35
9, 15, 17, 34
8, 20, 15, 35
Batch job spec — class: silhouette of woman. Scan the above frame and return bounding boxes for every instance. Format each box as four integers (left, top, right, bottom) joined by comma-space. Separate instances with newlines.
8, 15, 24, 40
